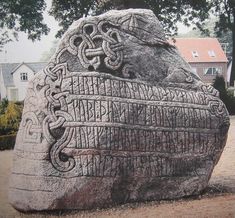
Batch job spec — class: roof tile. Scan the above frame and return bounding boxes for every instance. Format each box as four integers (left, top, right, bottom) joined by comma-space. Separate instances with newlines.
171, 38, 227, 63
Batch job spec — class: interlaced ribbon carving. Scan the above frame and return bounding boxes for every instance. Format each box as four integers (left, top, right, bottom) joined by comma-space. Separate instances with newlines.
43, 63, 75, 172
40, 15, 229, 175
22, 112, 41, 144
68, 22, 124, 71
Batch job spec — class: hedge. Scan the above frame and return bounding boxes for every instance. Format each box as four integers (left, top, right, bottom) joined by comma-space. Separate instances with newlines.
0, 134, 16, 150
212, 76, 235, 115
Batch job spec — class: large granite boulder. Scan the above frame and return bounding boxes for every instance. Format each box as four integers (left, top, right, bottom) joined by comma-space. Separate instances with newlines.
9, 9, 230, 211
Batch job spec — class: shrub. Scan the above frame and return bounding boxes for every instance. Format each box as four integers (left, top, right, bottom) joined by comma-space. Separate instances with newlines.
0, 101, 23, 135
0, 134, 16, 150
212, 76, 235, 115
0, 98, 9, 115
0, 100, 22, 150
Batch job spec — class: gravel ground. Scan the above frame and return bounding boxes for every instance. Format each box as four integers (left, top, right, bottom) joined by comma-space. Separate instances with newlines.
0, 116, 235, 218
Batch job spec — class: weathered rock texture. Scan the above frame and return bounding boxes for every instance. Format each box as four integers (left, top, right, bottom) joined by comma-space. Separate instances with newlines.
9, 9, 230, 211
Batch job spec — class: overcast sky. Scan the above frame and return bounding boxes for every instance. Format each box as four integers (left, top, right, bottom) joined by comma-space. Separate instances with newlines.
0, 1, 191, 64
0, 0, 59, 63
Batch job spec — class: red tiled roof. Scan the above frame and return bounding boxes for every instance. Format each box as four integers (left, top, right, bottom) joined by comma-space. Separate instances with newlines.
171, 38, 227, 63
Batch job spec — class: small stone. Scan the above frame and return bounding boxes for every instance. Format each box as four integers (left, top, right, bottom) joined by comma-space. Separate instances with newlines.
9, 9, 229, 211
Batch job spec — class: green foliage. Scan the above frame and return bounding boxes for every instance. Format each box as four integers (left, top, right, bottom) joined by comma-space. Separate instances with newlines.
0, 101, 23, 135
49, 0, 211, 38
211, 0, 235, 86
49, 0, 96, 38
0, 0, 49, 50
0, 134, 16, 150
0, 98, 9, 115
0, 30, 15, 51
212, 0, 235, 35
219, 34, 233, 57
212, 76, 235, 115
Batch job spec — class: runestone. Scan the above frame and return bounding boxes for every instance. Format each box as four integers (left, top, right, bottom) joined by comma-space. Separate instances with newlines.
9, 9, 230, 211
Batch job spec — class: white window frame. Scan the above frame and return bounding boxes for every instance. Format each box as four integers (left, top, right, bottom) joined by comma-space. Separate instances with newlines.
192, 51, 199, 57
208, 50, 216, 57
204, 67, 222, 75
20, 72, 28, 81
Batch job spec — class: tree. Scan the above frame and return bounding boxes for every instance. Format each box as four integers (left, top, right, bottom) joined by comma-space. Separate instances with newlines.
212, 0, 235, 86
0, 0, 213, 51
49, 0, 211, 38
212, 75, 235, 114
0, 98, 9, 115
0, 102, 23, 135
0, 0, 50, 50
49, 0, 97, 38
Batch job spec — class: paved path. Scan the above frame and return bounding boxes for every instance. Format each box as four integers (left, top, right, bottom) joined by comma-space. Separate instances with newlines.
210, 116, 235, 192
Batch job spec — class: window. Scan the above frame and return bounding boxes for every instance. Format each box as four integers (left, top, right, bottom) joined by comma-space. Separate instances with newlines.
192, 51, 199, 57
20, 72, 28, 81
208, 50, 216, 57
204, 67, 221, 75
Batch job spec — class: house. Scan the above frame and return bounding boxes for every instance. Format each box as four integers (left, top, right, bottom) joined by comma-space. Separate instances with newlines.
172, 38, 228, 85
0, 62, 47, 101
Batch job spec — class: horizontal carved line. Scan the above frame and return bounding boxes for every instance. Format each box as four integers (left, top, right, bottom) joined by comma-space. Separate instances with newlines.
62, 121, 218, 133
67, 94, 210, 109
64, 71, 142, 82
11, 171, 203, 179
9, 187, 53, 192
62, 148, 213, 158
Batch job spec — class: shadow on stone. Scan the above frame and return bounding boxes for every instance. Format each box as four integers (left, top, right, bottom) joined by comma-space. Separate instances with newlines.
18, 183, 235, 217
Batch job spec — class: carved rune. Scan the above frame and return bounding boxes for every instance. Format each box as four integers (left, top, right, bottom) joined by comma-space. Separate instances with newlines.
38, 11, 229, 175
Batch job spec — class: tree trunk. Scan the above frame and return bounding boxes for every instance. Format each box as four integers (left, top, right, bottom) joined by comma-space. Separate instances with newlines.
230, 19, 235, 86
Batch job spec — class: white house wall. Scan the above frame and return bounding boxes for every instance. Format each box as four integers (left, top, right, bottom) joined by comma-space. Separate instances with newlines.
12, 64, 35, 101
0, 68, 7, 99
6, 86, 16, 101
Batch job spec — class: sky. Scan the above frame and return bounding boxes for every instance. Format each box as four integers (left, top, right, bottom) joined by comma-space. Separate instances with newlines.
0, 0, 59, 63
0, 2, 191, 64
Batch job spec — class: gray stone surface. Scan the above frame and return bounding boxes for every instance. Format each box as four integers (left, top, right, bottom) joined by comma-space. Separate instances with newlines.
9, 9, 230, 211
